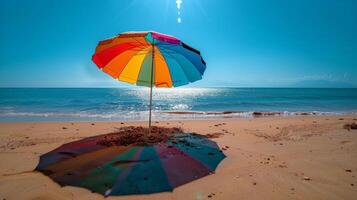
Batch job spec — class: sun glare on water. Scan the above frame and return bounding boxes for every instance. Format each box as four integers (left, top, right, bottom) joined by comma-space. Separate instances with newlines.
131, 88, 218, 101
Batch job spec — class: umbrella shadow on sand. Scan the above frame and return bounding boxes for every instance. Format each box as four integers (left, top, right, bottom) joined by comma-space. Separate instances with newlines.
35, 126, 226, 196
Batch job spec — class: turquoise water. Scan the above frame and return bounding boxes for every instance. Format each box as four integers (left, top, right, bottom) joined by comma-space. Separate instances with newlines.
0, 88, 356, 121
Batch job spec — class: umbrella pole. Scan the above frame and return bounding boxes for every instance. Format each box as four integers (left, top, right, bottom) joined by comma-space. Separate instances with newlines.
149, 43, 154, 135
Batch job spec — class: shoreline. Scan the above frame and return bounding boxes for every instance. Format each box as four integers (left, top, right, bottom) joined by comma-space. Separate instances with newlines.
0, 113, 354, 123
0, 110, 355, 123
161, 110, 353, 117
1, 114, 357, 199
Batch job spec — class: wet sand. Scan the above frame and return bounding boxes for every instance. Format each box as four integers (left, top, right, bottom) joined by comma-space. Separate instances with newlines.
0, 115, 357, 200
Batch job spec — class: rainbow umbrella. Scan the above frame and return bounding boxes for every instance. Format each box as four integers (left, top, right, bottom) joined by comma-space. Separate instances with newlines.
92, 31, 206, 130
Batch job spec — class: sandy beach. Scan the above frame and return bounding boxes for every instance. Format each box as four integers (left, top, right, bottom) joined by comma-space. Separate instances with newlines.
0, 115, 356, 200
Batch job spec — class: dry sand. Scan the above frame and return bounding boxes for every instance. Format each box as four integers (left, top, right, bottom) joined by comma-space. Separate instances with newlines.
0, 115, 357, 200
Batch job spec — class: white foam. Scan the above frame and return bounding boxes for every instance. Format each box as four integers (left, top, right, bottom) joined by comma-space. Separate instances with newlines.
171, 104, 189, 110
0, 110, 353, 122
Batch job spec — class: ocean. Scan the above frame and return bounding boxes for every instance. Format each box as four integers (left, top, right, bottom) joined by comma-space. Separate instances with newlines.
0, 88, 356, 121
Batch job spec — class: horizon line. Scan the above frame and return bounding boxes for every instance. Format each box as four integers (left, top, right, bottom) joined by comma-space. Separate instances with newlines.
0, 86, 356, 89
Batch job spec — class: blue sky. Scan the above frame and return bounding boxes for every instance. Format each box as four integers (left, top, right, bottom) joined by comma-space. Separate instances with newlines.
1, 0, 356, 88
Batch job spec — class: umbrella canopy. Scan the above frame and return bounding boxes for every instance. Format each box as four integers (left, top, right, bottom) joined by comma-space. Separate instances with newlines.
36, 132, 225, 196
92, 31, 206, 87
